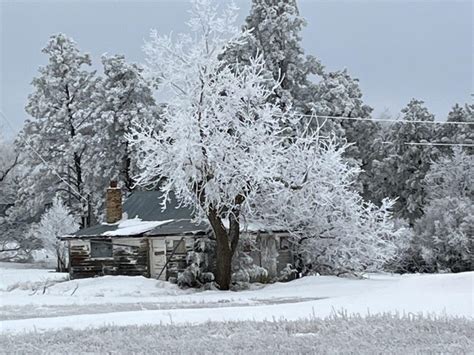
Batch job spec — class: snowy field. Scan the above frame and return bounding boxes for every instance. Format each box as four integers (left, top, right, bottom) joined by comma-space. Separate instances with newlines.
2, 315, 473, 354
1, 262, 472, 334
1, 262, 473, 353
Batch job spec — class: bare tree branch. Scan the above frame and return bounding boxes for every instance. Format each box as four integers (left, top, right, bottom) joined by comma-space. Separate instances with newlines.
0, 153, 19, 182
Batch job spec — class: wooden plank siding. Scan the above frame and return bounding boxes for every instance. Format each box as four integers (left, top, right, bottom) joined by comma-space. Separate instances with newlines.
247, 233, 295, 276
69, 238, 149, 279
164, 237, 195, 280
67, 233, 294, 281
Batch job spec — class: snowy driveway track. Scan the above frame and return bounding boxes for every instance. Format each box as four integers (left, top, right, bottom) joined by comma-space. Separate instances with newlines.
0, 297, 326, 321
0, 263, 472, 334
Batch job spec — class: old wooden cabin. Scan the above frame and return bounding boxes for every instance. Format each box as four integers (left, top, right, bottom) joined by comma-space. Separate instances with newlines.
60, 183, 294, 281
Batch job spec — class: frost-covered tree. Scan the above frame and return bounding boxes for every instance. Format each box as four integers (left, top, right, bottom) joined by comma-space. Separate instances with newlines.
2, 161, 58, 260
372, 99, 438, 224
308, 69, 379, 198
221, 0, 323, 109
436, 103, 474, 155
309, 69, 372, 120
30, 195, 79, 270
415, 149, 473, 272
17, 33, 99, 227
92, 54, 157, 192
309, 69, 374, 139
0, 132, 19, 210
0, 132, 26, 257
252, 147, 405, 276
131, 0, 401, 289
224, 1, 380, 203
0, 132, 18, 185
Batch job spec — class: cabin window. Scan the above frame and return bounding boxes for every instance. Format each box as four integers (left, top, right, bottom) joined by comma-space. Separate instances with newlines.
90, 240, 113, 258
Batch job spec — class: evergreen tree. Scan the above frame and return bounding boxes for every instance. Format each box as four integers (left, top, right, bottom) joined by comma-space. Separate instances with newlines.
17, 33, 99, 227
92, 54, 157, 193
309, 69, 380, 199
0, 133, 28, 258
309, 69, 372, 119
436, 103, 474, 155
221, 0, 323, 109
372, 99, 438, 224
224, 1, 380, 203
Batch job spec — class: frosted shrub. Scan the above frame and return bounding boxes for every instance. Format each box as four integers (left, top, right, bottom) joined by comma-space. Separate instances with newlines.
177, 263, 201, 288
417, 197, 472, 272
383, 219, 431, 273
278, 264, 298, 282
29, 196, 79, 270
415, 149, 473, 272
178, 237, 215, 288
290, 198, 405, 275
232, 234, 269, 288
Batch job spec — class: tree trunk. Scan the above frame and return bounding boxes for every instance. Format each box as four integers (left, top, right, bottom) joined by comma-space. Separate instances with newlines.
215, 228, 233, 290
207, 207, 234, 290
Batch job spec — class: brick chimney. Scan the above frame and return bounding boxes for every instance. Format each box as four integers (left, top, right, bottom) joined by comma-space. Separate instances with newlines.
106, 181, 122, 224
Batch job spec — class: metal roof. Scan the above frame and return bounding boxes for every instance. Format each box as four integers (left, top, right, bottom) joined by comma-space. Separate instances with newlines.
122, 191, 194, 221
72, 224, 117, 237
67, 190, 207, 238
147, 219, 209, 236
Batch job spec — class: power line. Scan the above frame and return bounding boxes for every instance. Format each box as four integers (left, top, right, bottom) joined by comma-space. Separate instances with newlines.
404, 142, 474, 147
382, 141, 474, 147
287, 113, 474, 126
0, 110, 89, 203
2, 107, 471, 186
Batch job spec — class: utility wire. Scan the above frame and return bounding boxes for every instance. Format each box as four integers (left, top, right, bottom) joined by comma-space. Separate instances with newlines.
285, 113, 474, 126
405, 142, 474, 147
2, 107, 471, 181
0, 110, 89, 203
381, 141, 474, 147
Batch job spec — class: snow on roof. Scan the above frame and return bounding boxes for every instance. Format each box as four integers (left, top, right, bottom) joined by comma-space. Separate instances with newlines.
102, 218, 174, 237
222, 220, 285, 233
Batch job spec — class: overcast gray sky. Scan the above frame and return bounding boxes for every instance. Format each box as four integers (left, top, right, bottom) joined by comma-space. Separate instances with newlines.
1, 0, 472, 137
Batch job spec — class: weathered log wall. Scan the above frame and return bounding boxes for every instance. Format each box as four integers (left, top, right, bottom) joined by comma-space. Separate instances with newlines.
68, 233, 293, 281
69, 238, 149, 279
164, 237, 195, 280
250, 233, 295, 277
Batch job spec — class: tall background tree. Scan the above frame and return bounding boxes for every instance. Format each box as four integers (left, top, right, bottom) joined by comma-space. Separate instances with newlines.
221, 0, 323, 109
372, 99, 438, 224
223, 0, 380, 202
91, 54, 157, 194
0, 131, 25, 258
9, 35, 160, 233
308, 69, 380, 197
15, 33, 99, 227
436, 103, 474, 156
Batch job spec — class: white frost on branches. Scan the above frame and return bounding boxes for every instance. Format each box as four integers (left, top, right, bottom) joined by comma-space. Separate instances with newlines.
415, 149, 473, 272
130, 0, 401, 276
0, 132, 18, 200
30, 196, 79, 268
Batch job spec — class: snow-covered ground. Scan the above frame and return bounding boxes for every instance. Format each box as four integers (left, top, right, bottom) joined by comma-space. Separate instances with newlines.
3, 315, 473, 354
0, 261, 68, 292
0, 262, 472, 334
